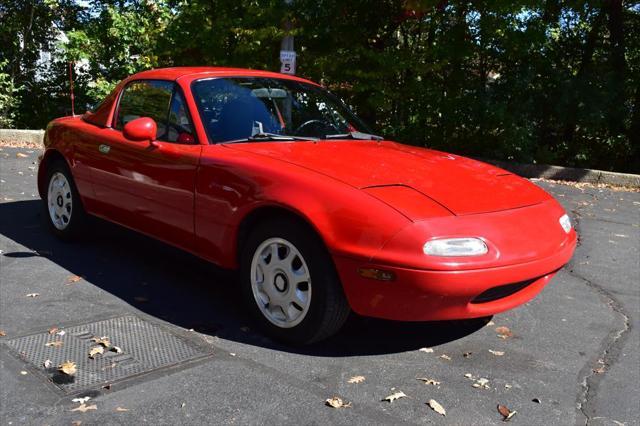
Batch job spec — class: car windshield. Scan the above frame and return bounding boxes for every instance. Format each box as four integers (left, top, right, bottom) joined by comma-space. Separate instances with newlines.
191, 77, 372, 143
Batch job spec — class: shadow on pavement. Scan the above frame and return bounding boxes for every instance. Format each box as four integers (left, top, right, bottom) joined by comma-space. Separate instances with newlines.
0, 200, 487, 356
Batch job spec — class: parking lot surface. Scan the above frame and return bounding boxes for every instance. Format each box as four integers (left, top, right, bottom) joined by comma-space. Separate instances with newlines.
1, 146, 638, 425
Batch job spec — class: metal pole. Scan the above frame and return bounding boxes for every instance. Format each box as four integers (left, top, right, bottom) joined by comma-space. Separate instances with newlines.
68, 61, 75, 116
280, 0, 295, 75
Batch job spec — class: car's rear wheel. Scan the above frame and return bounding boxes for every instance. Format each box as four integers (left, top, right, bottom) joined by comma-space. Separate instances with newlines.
44, 160, 86, 240
240, 218, 350, 344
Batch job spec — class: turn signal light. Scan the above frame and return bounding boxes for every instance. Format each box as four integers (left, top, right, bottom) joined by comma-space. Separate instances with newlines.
357, 268, 396, 281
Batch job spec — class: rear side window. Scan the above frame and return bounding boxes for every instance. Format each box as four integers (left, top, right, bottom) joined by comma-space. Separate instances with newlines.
115, 80, 173, 137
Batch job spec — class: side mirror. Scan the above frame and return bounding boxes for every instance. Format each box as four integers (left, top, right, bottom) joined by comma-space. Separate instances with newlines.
123, 117, 157, 142
177, 132, 195, 144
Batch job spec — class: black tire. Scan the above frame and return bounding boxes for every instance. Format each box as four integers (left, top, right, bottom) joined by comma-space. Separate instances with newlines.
42, 159, 87, 240
240, 217, 350, 344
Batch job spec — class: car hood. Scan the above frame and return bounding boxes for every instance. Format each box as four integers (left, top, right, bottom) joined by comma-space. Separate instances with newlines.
223, 140, 550, 217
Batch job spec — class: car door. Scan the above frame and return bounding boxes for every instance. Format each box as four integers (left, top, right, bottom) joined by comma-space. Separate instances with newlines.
89, 79, 202, 252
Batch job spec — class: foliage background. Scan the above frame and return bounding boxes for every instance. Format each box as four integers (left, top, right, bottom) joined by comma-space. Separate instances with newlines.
1, 0, 638, 172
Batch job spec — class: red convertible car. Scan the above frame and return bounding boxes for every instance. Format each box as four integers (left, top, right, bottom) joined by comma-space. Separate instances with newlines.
39, 67, 576, 344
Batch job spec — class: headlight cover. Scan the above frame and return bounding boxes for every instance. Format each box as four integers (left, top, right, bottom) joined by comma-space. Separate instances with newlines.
559, 214, 572, 233
423, 237, 488, 257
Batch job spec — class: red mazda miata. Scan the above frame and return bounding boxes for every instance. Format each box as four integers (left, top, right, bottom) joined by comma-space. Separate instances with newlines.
39, 67, 576, 343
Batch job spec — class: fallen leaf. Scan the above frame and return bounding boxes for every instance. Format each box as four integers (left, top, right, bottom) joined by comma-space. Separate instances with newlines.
472, 378, 490, 389
497, 404, 516, 421
43, 359, 53, 368
427, 399, 446, 416
463, 352, 473, 358
180, 403, 186, 409
495, 326, 513, 339
110, 346, 122, 354
20, 370, 28, 375
0, 330, 6, 337
88, 346, 104, 359
439, 354, 451, 361
504, 384, 512, 389
71, 421, 81, 426
72, 397, 91, 404
486, 320, 495, 326
229, 352, 236, 356
48, 327, 59, 334
67, 275, 82, 284
418, 347, 434, 353
464, 373, 474, 379
382, 391, 407, 403
115, 407, 129, 412
325, 397, 351, 408
45, 341, 63, 348
91, 336, 111, 348
16, 152, 28, 158
489, 349, 505, 356
26, 293, 40, 298
58, 360, 77, 376
102, 384, 112, 390
416, 377, 441, 385
57, 330, 66, 336
347, 375, 365, 384
71, 404, 97, 413
532, 398, 541, 404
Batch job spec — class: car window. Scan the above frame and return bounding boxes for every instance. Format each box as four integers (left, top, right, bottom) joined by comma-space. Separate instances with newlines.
115, 80, 173, 138
160, 89, 196, 144
192, 77, 371, 143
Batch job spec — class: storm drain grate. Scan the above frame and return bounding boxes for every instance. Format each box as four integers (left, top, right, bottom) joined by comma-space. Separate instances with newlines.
3, 315, 210, 393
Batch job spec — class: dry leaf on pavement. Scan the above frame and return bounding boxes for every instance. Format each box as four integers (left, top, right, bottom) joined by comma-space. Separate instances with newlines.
48, 327, 59, 334
347, 375, 365, 384
325, 397, 352, 408
489, 349, 505, 356
110, 346, 123, 354
472, 378, 490, 389
67, 275, 82, 284
70, 404, 97, 413
497, 404, 516, 421
43, 359, 53, 368
26, 293, 40, 298
58, 361, 77, 376
91, 336, 111, 348
0, 330, 6, 337
416, 378, 441, 385
382, 391, 407, 402
88, 346, 104, 359
427, 399, 446, 416
116, 407, 129, 412
72, 397, 91, 404
496, 326, 513, 339
71, 421, 81, 426
439, 354, 451, 361
45, 341, 63, 348
16, 152, 28, 158
418, 347, 434, 353
463, 352, 473, 358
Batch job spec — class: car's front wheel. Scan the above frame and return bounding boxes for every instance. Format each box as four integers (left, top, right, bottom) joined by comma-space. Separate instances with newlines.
44, 160, 86, 240
240, 218, 350, 344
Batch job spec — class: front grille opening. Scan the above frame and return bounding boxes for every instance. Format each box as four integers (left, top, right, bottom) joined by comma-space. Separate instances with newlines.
471, 277, 539, 304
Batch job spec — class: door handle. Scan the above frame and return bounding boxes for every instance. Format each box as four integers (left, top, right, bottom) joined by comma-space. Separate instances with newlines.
99, 144, 111, 154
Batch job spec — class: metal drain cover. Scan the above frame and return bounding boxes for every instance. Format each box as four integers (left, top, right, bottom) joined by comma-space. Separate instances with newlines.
3, 315, 211, 393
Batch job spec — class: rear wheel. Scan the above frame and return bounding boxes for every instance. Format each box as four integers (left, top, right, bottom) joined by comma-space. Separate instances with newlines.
43, 160, 86, 240
240, 218, 350, 344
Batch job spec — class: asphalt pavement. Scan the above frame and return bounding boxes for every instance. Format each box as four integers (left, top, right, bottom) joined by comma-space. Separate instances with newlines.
1, 146, 638, 425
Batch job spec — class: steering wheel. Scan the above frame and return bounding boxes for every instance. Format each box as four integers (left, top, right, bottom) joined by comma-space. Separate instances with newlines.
293, 119, 338, 136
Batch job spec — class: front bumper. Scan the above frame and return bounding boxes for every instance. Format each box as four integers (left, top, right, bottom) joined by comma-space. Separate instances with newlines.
332, 234, 576, 321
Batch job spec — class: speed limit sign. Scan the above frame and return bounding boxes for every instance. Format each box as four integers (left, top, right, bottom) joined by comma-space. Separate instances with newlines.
280, 50, 296, 75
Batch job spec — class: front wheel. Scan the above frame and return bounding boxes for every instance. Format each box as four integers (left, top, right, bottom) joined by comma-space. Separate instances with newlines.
240, 218, 350, 344
43, 160, 86, 240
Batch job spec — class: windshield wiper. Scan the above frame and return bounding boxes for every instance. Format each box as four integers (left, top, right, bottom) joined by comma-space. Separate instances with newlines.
224, 133, 319, 143
324, 131, 383, 141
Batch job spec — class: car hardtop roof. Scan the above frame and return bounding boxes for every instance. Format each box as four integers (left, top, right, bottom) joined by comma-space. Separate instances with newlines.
129, 67, 318, 86
82, 67, 320, 128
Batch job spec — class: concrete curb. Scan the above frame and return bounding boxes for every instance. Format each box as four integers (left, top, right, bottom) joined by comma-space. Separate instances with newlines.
0, 129, 44, 147
483, 159, 640, 188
